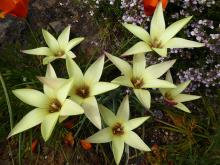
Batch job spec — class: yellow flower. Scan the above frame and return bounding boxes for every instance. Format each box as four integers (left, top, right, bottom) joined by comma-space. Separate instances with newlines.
160, 71, 201, 112
22, 26, 84, 64
122, 1, 204, 57
86, 95, 151, 165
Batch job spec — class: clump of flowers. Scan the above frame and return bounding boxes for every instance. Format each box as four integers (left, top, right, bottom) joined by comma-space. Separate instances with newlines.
8, 1, 205, 164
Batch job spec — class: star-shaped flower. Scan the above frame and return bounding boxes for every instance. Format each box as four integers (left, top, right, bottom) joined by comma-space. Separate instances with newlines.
122, 1, 204, 57
66, 55, 119, 129
106, 52, 176, 109
86, 95, 151, 165
22, 25, 84, 64
159, 71, 201, 112
8, 78, 84, 141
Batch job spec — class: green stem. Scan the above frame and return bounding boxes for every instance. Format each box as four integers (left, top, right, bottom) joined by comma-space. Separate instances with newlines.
124, 144, 129, 165
25, 19, 39, 45
74, 117, 86, 138
18, 134, 22, 165
0, 72, 13, 130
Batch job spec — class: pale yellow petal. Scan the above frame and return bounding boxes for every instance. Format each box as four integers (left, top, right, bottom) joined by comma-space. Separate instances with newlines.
124, 131, 151, 151
86, 127, 112, 143
170, 80, 191, 97
164, 37, 205, 48
116, 95, 129, 122
174, 94, 201, 103
143, 79, 176, 89
123, 23, 150, 43
84, 56, 104, 84
58, 25, 70, 49
145, 60, 176, 79
66, 37, 84, 51
133, 89, 151, 109
60, 99, 84, 116
91, 82, 119, 96
133, 53, 146, 77
12, 89, 49, 108
111, 76, 133, 88
106, 52, 132, 78
150, 0, 165, 41
8, 108, 48, 138
174, 102, 191, 113
112, 137, 124, 165
22, 47, 53, 56
41, 112, 59, 141
121, 41, 152, 56
66, 54, 84, 83
42, 29, 59, 53
125, 117, 150, 131
82, 97, 101, 129
159, 16, 193, 45
99, 104, 117, 126
152, 47, 167, 57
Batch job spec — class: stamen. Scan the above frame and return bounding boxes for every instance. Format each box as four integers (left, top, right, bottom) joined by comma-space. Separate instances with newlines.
112, 123, 124, 136
55, 50, 65, 57
49, 99, 61, 113
131, 77, 144, 89
75, 85, 90, 98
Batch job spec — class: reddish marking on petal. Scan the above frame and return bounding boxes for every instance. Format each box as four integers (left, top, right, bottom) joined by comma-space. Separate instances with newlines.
164, 98, 178, 106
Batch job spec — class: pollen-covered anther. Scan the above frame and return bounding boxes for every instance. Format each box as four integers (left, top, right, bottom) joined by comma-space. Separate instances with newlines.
131, 77, 144, 89
55, 50, 65, 57
112, 123, 124, 136
76, 85, 90, 98
49, 99, 62, 113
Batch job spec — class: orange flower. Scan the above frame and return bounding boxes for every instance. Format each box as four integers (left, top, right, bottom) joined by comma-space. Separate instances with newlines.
31, 139, 38, 153
80, 140, 92, 150
144, 0, 168, 16
0, 0, 29, 18
64, 132, 75, 147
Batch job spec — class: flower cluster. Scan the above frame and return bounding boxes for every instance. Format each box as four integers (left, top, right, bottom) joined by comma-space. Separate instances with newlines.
8, 1, 204, 164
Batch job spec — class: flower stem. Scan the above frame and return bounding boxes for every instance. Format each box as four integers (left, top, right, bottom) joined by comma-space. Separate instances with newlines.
0, 72, 13, 130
